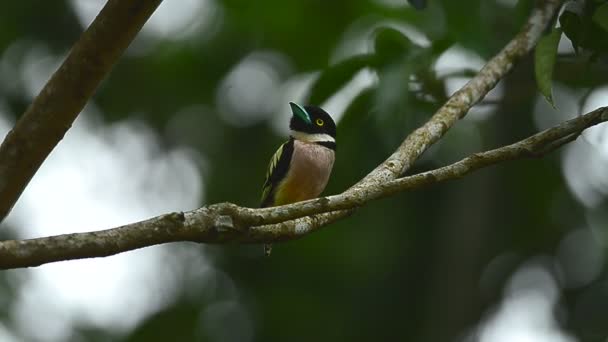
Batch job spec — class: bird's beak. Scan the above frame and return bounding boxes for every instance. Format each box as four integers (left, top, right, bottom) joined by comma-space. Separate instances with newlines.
289, 102, 312, 125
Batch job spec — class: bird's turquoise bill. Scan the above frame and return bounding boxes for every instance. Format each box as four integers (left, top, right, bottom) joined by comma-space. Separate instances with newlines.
289, 102, 312, 124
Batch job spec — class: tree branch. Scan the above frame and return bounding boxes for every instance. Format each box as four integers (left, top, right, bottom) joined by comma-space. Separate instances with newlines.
1, 106, 604, 269
0, 0, 163, 223
0, 0, 567, 269
252, 0, 564, 235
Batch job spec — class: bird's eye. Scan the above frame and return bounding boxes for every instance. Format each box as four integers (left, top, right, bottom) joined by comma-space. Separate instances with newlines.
316, 118, 324, 126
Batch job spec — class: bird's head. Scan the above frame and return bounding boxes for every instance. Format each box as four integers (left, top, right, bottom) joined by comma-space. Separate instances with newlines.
289, 102, 336, 144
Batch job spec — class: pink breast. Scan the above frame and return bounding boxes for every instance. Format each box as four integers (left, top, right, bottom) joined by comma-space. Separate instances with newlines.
274, 141, 335, 205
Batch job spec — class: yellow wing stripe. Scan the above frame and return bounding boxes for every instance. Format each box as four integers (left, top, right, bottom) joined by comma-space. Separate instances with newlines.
265, 143, 284, 183
260, 142, 285, 205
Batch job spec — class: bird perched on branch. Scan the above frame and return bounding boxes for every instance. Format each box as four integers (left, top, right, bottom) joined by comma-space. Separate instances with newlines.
260, 102, 337, 256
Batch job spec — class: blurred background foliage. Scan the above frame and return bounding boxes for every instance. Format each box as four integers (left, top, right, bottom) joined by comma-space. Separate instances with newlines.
1, 0, 608, 341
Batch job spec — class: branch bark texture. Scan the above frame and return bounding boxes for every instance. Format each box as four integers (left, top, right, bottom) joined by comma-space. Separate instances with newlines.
0, 0, 570, 269
0, 0, 163, 223
2, 106, 603, 269
252, 0, 564, 236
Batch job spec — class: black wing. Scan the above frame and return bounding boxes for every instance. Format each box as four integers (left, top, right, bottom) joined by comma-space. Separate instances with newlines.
260, 138, 294, 207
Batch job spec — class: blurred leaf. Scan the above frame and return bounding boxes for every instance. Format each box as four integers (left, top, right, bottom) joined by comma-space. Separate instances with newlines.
534, 27, 562, 107
373, 27, 414, 63
429, 37, 453, 56
440, 0, 494, 56
560, 10, 583, 52
400, 0, 447, 40
407, 0, 427, 10
331, 87, 379, 187
515, 0, 535, 19
307, 54, 375, 105
127, 303, 203, 341
373, 61, 417, 148
592, 3, 608, 32
558, 6, 608, 59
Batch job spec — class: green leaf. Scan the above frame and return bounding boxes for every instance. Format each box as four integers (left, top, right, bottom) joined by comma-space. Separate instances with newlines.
534, 27, 562, 107
429, 37, 453, 56
306, 54, 375, 105
373, 27, 413, 63
559, 10, 582, 52
407, 0, 427, 10
373, 61, 416, 148
592, 3, 608, 33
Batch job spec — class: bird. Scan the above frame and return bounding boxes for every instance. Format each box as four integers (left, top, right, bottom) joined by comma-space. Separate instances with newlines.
260, 102, 337, 256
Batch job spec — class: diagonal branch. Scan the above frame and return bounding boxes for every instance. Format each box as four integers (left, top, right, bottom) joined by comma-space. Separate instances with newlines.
0, 0, 163, 223
251, 0, 564, 234
1, 106, 604, 269
0, 0, 566, 269
353, 0, 563, 187
249, 108, 608, 228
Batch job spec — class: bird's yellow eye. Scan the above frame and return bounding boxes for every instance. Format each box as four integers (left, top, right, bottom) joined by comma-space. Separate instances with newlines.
316, 118, 324, 126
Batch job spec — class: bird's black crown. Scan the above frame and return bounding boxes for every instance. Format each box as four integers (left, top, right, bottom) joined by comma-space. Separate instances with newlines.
289, 105, 337, 138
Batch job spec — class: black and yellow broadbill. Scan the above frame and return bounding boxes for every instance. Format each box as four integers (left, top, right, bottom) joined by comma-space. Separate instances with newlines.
260, 102, 337, 256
